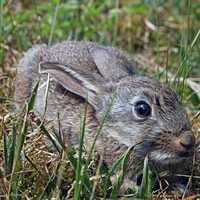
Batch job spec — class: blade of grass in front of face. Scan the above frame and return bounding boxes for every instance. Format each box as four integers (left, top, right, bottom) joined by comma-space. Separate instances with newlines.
110, 145, 135, 199
147, 166, 153, 195
103, 142, 142, 199
137, 156, 152, 199
102, 151, 129, 199
102, 154, 125, 199
73, 102, 88, 200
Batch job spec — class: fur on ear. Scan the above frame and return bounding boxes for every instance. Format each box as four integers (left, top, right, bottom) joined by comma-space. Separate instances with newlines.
90, 47, 135, 81
39, 61, 100, 108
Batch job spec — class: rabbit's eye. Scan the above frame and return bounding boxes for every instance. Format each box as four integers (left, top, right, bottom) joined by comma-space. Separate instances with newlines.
134, 100, 151, 118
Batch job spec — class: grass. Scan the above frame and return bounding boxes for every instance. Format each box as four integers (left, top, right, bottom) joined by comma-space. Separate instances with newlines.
0, 0, 200, 199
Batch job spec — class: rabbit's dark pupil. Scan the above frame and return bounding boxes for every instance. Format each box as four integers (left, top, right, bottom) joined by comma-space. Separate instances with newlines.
134, 101, 151, 117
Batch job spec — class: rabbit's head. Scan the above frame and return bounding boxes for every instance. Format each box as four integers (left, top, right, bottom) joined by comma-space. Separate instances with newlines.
97, 76, 195, 165
39, 46, 195, 166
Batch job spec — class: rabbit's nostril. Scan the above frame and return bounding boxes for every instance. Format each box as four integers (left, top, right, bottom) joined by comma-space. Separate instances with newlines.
179, 134, 195, 151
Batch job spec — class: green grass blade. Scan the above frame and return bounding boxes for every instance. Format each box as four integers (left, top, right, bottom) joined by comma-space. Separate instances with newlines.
8, 79, 40, 197
7, 126, 17, 176
27, 80, 40, 112
48, 0, 60, 45
65, 147, 92, 196
147, 168, 153, 195
86, 92, 117, 167
110, 145, 135, 199
35, 118, 61, 153
73, 103, 88, 200
3, 128, 9, 176
103, 154, 125, 199
82, 93, 117, 199
8, 103, 28, 198
137, 156, 153, 199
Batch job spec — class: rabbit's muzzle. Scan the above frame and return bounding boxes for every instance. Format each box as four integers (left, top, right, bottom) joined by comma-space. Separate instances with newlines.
173, 132, 195, 157
147, 131, 195, 164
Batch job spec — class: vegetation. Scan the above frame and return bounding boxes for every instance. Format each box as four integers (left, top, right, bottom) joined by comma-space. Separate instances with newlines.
0, 0, 200, 199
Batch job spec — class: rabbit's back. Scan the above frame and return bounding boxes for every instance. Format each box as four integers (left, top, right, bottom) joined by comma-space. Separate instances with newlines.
16, 41, 137, 147
42, 41, 136, 82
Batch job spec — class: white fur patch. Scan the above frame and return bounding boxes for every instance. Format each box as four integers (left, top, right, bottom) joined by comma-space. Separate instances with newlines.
150, 150, 174, 162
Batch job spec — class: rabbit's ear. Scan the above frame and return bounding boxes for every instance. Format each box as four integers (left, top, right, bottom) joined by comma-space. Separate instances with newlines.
90, 47, 135, 81
39, 61, 100, 108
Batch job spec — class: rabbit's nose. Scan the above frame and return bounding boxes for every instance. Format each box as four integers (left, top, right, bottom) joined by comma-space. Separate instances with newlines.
175, 133, 195, 156
180, 134, 195, 150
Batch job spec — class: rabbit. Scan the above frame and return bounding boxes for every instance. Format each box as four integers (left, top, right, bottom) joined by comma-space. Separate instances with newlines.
15, 41, 195, 192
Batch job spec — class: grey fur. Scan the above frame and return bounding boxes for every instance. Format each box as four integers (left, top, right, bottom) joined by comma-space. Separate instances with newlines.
15, 41, 195, 191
